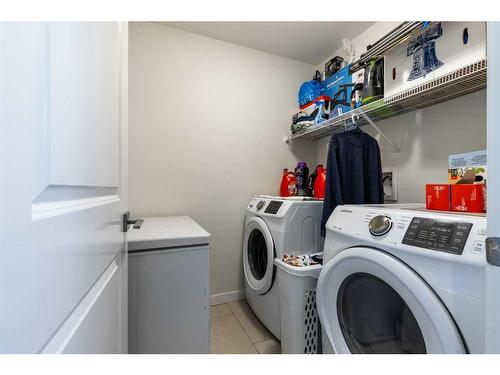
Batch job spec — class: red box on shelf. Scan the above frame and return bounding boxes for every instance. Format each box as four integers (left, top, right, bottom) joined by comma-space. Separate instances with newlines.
451, 184, 486, 213
426, 184, 451, 211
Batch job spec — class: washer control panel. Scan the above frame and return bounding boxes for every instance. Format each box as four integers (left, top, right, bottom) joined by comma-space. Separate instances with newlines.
247, 197, 289, 216
264, 200, 283, 214
402, 217, 473, 255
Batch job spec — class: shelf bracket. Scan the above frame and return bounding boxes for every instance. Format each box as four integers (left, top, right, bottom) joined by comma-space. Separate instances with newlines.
355, 109, 401, 154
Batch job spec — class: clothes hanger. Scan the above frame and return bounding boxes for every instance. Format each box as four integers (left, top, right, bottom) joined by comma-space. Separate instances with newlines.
344, 113, 359, 131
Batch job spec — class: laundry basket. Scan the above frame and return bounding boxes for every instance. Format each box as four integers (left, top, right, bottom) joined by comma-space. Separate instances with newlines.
275, 256, 322, 354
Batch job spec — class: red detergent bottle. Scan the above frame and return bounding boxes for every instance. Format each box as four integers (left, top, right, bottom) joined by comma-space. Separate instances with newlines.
280, 169, 297, 197
313, 164, 326, 199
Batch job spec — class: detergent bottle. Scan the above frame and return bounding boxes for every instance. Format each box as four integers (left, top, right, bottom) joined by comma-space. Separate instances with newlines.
313, 164, 326, 199
294, 161, 309, 196
280, 169, 297, 197
308, 170, 317, 197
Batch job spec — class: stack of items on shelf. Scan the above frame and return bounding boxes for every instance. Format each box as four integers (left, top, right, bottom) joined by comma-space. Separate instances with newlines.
290, 78, 330, 135
291, 51, 384, 135
426, 150, 487, 213
280, 162, 326, 199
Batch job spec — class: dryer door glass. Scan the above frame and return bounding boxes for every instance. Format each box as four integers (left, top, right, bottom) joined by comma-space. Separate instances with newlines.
247, 229, 269, 281
337, 272, 426, 354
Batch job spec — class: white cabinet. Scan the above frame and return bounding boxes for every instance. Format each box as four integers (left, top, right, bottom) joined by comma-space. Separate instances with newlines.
128, 217, 210, 354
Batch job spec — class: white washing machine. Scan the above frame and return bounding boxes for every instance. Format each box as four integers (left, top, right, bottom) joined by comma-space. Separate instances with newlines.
243, 196, 324, 339
317, 204, 487, 354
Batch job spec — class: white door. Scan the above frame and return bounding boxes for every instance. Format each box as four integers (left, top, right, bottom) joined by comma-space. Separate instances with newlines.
0, 22, 128, 353
486, 21, 500, 353
317, 248, 465, 354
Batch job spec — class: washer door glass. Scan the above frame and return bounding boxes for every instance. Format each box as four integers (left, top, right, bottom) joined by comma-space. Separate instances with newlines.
337, 273, 426, 354
247, 229, 269, 281
243, 217, 275, 294
316, 247, 466, 354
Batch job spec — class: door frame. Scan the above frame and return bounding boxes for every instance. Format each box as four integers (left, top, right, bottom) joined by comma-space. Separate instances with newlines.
485, 21, 500, 353
118, 21, 129, 354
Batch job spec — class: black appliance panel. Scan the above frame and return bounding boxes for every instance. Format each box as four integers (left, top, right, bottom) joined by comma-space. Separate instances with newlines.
402, 217, 472, 255
264, 201, 284, 215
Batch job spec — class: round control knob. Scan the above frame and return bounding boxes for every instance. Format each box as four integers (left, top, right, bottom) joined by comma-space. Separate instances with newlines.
369, 215, 393, 236
256, 201, 265, 211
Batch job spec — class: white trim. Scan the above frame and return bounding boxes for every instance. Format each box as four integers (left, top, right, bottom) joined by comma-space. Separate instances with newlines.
210, 290, 245, 306
32, 194, 120, 221
486, 21, 500, 353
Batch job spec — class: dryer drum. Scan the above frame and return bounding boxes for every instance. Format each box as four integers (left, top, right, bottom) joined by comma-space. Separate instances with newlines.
337, 272, 426, 354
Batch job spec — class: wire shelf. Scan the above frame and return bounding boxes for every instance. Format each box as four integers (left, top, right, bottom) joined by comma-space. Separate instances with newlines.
287, 58, 487, 141
350, 21, 426, 74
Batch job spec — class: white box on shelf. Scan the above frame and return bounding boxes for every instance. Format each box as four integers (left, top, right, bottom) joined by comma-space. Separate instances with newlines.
384, 22, 486, 97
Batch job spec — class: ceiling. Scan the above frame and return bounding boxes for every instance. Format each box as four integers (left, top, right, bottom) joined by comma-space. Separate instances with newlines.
159, 22, 374, 65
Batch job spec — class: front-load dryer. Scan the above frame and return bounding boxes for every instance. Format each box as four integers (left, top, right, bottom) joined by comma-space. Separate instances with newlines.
243, 196, 324, 339
317, 204, 487, 354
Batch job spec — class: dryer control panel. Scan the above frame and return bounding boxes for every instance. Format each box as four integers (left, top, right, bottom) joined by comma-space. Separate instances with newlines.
247, 198, 287, 216
402, 217, 473, 255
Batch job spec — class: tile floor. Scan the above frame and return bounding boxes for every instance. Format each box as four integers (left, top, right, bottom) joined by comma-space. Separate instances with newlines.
210, 299, 281, 354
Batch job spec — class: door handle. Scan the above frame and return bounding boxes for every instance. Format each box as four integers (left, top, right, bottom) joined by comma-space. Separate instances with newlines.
486, 237, 500, 267
130, 218, 144, 229
122, 212, 144, 232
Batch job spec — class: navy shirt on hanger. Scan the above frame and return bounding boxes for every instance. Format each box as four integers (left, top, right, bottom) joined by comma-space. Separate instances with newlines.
321, 127, 384, 236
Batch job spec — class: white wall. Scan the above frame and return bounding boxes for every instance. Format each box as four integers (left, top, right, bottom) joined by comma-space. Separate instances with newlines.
128, 22, 316, 299
318, 22, 400, 67
316, 23, 487, 203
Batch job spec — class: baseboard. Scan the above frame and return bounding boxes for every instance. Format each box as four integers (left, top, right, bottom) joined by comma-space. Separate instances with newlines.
210, 290, 245, 306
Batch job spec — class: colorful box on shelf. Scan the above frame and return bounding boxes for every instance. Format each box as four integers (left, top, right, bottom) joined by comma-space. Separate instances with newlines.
451, 184, 486, 213
448, 150, 487, 185
426, 184, 451, 211
426, 183, 486, 213
322, 64, 354, 119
